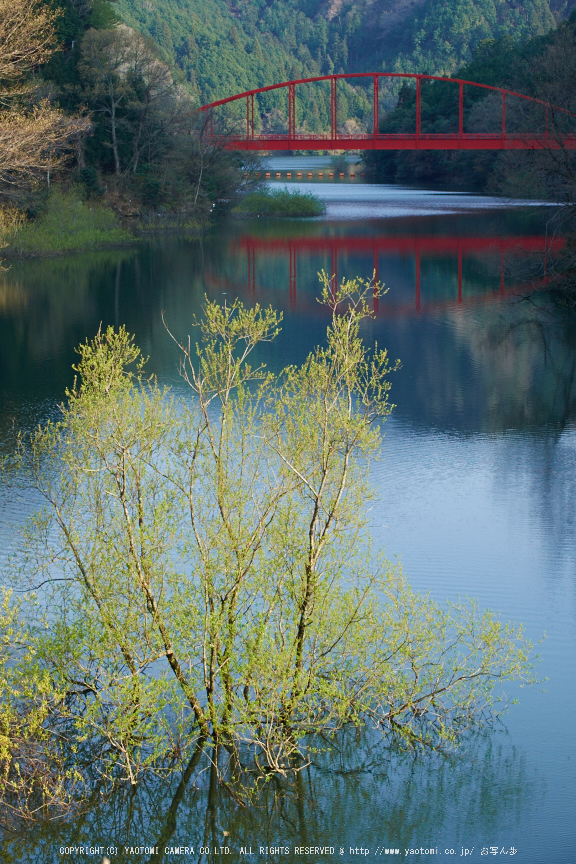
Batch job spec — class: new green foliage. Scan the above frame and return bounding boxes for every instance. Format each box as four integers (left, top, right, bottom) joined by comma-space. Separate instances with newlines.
1, 279, 533, 817
0, 589, 78, 825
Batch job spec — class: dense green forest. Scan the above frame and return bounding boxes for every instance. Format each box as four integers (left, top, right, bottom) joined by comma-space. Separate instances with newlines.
365, 12, 576, 194
103, 0, 562, 138
114, 0, 561, 104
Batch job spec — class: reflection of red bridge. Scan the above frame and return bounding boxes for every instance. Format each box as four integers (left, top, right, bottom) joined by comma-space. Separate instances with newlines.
200, 73, 576, 151
221, 234, 564, 311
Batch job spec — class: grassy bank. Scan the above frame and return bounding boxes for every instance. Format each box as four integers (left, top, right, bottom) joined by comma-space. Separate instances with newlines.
1, 189, 133, 257
0, 184, 325, 260
233, 186, 326, 217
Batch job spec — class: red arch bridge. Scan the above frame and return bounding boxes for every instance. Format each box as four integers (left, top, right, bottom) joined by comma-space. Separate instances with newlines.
200, 73, 576, 151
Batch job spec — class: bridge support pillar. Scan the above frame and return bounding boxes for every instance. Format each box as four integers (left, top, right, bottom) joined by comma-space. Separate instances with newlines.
373, 75, 379, 140
416, 77, 421, 141
289, 84, 296, 142
245, 93, 255, 139
331, 77, 337, 141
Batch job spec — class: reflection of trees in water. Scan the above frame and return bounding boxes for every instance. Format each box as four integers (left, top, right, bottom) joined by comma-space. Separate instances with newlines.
0, 280, 28, 315
447, 297, 576, 582
370, 288, 576, 435
0, 250, 137, 445
447, 300, 576, 432
10, 729, 534, 864
2, 225, 570, 445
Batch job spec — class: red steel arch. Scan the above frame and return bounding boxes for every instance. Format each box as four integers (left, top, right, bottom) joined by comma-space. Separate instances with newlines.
200, 73, 576, 151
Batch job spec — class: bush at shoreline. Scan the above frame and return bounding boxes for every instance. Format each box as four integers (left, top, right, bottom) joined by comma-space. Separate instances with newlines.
233, 186, 326, 217
2, 189, 133, 257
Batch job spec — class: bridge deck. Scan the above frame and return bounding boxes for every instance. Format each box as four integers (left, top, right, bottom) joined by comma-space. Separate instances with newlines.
225, 134, 576, 151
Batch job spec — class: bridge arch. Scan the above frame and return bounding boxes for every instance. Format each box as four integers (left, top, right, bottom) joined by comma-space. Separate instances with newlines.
200, 73, 576, 151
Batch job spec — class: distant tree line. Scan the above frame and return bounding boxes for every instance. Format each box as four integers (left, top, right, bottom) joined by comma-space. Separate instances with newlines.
365, 15, 576, 199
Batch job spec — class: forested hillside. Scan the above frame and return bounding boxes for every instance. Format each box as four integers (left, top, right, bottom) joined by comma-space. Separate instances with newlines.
365, 12, 576, 196
115, 0, 562, 105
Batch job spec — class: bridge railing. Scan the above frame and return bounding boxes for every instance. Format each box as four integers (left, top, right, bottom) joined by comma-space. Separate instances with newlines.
200, 72, 576, 151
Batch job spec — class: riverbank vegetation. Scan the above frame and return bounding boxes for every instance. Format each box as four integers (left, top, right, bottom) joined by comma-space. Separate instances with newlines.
1, 278, 534, 824
233, 186, 326, 217
1, 189, 132, 256
0, 0, 257, 256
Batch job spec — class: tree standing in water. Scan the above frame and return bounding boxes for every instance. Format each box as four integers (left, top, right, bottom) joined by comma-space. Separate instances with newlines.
1, 276, 533, 820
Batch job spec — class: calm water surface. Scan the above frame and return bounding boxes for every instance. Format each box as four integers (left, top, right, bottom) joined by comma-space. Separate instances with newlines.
1, 177, 575, 864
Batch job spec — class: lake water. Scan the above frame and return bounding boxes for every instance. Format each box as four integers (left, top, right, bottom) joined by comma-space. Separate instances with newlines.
1, 174, 575, 864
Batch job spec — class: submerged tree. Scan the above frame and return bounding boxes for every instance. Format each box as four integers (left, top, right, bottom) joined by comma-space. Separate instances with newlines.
1, 277, 533, 819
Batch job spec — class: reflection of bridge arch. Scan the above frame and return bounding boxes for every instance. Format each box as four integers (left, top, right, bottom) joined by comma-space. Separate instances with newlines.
239, 234, 563, 310
200, 73, 576, 151
205, 234, 563, 313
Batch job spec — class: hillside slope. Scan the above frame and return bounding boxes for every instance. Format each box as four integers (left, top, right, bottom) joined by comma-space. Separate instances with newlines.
365, 16, 576, 193
116, 0, 559, 104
